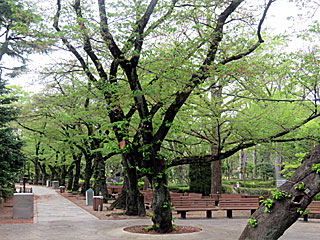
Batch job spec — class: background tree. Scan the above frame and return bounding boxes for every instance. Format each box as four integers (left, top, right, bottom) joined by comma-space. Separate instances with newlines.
0, 0, 46, 81
0, 80, 24, 189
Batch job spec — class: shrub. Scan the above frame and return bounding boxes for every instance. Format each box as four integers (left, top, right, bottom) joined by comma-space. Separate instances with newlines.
222, 184, 235, 193
0, 188, 14, 201
237, 187, 273, 196
240, 180, 275, 189
313, 193, 320, 201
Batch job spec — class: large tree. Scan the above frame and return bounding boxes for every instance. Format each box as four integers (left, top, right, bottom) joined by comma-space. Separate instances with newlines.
0, 0, 44, 81
46, 0, 278, 232
0, 80, 24, 188
176, 43, 320, 193
0, 0, 40, 189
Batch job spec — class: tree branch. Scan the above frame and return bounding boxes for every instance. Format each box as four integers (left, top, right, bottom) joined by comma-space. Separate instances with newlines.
152, 0, 245, 147
53, 0, 97, 83
17, 122, 45, 135
73, 0, 109, 84
168, 112, 320, 167
124, 0, 178, 60
97, 0, 123, 59
219, 0, 276, 65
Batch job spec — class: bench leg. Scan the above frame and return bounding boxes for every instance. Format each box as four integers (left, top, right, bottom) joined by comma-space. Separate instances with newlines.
181, 211, 186, 219
227, 210, 232, 218
251, 209, 255, 215
304, 214, 308, 222
206, 210, 212, 218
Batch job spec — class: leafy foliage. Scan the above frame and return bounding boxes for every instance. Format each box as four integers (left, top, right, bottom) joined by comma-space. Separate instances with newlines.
0, 80, 24, 187
249, 218, 258, 228
0, 0, 45, 80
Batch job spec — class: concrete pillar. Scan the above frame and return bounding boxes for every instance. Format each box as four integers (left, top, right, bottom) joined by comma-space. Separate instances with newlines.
13, 193, 34, 218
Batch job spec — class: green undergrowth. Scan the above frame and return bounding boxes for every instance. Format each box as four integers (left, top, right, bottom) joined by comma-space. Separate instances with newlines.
237, 187, 275, 196
223, 179, 276, 188
0, 188, 14, 201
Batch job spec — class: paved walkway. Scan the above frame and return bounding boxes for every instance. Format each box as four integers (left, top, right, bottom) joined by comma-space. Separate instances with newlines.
33, 186, 97, 223
0, 186, 319, 240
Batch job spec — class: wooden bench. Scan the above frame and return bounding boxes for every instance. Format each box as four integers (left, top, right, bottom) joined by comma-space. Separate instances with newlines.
171, 198, 218, 219
210, 193, 244, 206
220, 193, 243, 198
107, 185, 123, 194
304, 201, 320, 222
107, 185, 123, 198
187, 193, 203, 198
219, 197, 259, 218
170, 192, 184, 199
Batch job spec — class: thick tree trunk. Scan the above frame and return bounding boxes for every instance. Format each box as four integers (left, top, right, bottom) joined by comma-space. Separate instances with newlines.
81, 155, 93, 195
48, 165, 58, 182
109, 176, 128, 210
72, 154, 81, 192
253, 148, 257, 179
67, 164, 75, 191
275, 150, 282, 181
34, 142, 41, 185
239, 145, 320, 240
210, 85, 223, 193
176, 165, 184, 185
123, 154, 145, 216
39, 163, 48, 185
93, 152, 108, 202
60, 164, 66, 186
151, 173, 172, 233
34, 157, 40, 185
211, 160, 222, 194
240, 149, 246, 181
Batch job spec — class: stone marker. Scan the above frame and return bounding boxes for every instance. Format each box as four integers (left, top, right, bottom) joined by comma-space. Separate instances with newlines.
13, 193, 34, 218
52, 181, 59, 189
86, 188, 94, 206
46, 180, 51, 187
93, 196, 103, 211
276, 179, 287, 188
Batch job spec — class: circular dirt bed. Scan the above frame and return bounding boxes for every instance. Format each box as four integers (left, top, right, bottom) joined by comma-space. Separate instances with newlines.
124, 225, 202, 234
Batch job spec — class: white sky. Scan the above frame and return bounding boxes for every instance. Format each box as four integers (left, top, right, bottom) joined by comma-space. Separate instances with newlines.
6, 0, 320, 93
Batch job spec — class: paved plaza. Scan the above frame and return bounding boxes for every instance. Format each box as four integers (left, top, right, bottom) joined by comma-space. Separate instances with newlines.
0, 186, 319, 240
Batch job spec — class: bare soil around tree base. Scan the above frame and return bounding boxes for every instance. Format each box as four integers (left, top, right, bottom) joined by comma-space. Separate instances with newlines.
124, 225, 202, 234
